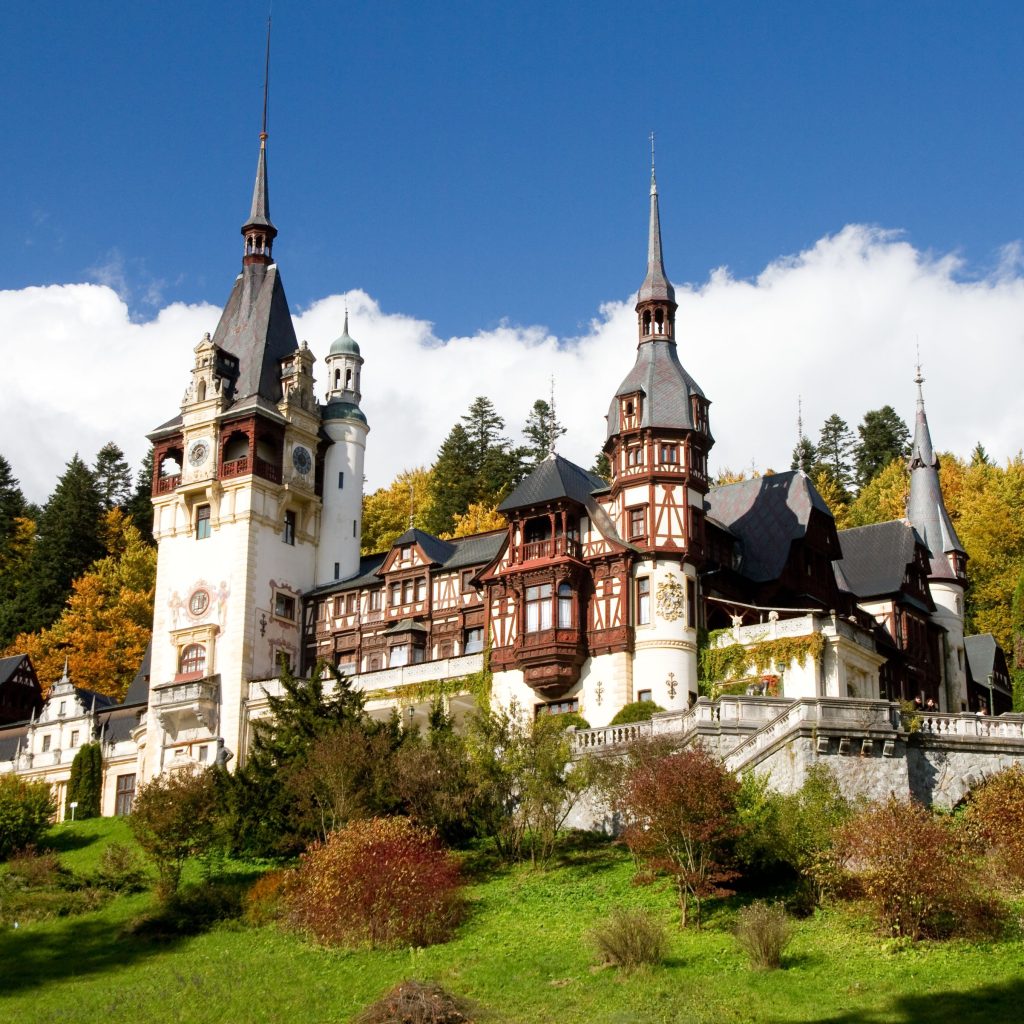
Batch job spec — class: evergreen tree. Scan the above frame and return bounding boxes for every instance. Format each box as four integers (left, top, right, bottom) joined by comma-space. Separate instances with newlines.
425, 424, 478, 536
590, 450, 611, 483
0, 455, 26, 554
791, 436, 816, 474
522, 398, 566, 470
814, 414, 856, 499
971, 442, 992, 467
854, 406, 911, 488
93, 442, 133, 513
228, 663, 374, 855
66, 742, 103, 819
124, 447, 155, 544
462, 396, 522, 500
9, 455, 105, 636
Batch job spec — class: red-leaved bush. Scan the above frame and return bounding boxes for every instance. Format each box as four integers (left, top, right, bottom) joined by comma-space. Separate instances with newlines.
963, 765, 1024, 887
619, 746, 741, 928
837, 797, 1001, 939
284, 816, 463, 948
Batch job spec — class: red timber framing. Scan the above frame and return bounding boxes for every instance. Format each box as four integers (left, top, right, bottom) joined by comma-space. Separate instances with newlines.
218, 415, 284, 485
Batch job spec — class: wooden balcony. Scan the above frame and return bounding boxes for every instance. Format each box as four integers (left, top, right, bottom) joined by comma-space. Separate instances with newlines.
221, 456, 283, 484
155, 474, 180, 494
519, 537, 582, 563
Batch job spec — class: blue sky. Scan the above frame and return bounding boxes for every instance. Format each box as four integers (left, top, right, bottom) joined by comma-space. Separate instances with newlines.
4, 2, 1024, 336
3, 3, 1024, 504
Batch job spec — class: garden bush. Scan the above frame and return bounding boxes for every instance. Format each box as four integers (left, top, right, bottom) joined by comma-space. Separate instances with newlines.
65, 742, 103, 819
609, 701, 665, 725
284, 816, 463, 948
0, 775, 55, 859
734, 900, 794, 970
126, 880, 244, 939
0, 848, 109, 924
590, 906, 668, 972
963, 764, 1024, 886
838, 797, 1002, 939
93, 841, 148, 892
244, 869, 290, 926
354, 979, 475, 1024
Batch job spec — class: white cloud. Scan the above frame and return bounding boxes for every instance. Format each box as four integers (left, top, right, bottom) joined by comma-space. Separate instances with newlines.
3, 224, 1023, 506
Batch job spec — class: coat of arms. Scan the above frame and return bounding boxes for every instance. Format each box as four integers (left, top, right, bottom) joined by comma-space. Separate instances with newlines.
656, 577, 686, 621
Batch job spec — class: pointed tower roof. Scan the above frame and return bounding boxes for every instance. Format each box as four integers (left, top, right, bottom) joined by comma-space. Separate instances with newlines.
329, 311, 361, 356
242, 134, 275, 235
906, 366, 966, 580
637, 166, 676, 305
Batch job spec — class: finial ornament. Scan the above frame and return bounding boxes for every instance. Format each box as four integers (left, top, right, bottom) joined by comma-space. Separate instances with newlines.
548, 375, 558, 458
649, 131, 657, 193
261, 16, 272, 141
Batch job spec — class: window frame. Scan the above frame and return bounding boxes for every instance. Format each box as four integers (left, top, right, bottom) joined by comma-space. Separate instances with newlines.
636, 577, 651, 626
179, 642, 207, 675
628, 505, 647, 541
273, 592, 296, 621
283, 509, 296, 546
525, 582, 553, 633
195, 503, 211, 540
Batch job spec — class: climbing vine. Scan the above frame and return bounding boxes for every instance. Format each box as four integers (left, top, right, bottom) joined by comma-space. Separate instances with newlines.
365, 646, 493, 708
699, 628, 825, 691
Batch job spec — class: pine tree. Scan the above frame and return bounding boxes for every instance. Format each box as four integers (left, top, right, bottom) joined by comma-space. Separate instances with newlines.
791, 436, 816, 474
590, 450, 611, 483
522, 398, 566, 470
425, 424, 478, 536
462, 396, 522, 500
854, 406, 911, 488
971, 442, 992, 467
93, 442, 133, 513
0, 455, 26, 554
814, 415, 856, 500
124, 447, 155, 544
7, 455, 105, 636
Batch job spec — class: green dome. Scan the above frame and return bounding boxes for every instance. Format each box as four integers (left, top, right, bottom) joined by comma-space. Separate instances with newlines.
329, 313, 361, 356
323, 399, 367, 424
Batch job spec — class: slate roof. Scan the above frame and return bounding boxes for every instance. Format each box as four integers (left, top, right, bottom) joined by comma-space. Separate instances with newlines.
964, 634, 999, 679
499, 455, 607, 513
838, 521, 923, 599
0, 725, 28, 762
637, 173, 675, 305
704, 472, 833, 583
306, 553, 389, 596
392, 528, 456, 565
606, 341, 708, 440
99, 705, 145, 744
123, 641, 151, 706
0, 655, 30, 684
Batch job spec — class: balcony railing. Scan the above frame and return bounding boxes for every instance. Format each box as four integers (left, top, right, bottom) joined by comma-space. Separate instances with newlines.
156, 474, 180, 494
221, 456, 282, 484
520, 537, 582, 562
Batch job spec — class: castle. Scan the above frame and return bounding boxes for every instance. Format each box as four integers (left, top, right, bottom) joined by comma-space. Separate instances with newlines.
0, 120, 1016, 818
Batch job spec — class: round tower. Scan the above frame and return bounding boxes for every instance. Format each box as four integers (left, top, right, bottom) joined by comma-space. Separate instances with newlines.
317, 313, 369, 585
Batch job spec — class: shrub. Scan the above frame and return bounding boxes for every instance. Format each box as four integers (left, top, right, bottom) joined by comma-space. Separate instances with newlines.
65, 742, 103, 819
735, 901, 794, 970
0, 848, 109, 924
284, 816, 462, 948
126, 880, 244, 939
129, 766, 222, 901
354, 979, 474, 1024
244, 869, 290, 926
619, 746, 741, 927
0, 775, 55, 859
590, 906, 668, 972
963, 765, 1024, 886
838, 797, 1002, 940
94, 842, 148, 892
609, 701, 665, 725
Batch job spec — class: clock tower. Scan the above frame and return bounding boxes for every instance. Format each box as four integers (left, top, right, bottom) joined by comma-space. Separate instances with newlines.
142, 119, 324, 780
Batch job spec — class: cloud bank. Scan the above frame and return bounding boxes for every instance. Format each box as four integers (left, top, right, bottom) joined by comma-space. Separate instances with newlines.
3, 224, 1022, 505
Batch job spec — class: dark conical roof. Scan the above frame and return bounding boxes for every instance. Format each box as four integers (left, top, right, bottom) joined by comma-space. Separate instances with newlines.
637, 171, 675, 305
906, 370, 965, 579
243, 136, 275, 233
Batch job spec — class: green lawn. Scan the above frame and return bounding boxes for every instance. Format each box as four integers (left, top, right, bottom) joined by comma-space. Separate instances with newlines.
1, 821, 1022, 1023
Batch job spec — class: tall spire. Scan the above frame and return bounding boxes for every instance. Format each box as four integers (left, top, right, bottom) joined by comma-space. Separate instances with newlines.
242, 17, 277, 265
906, 363, 966, 582
636, 134, 677, 344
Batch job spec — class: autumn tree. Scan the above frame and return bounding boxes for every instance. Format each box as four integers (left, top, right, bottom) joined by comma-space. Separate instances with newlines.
811, 469, 850, 530
361, 467, 434, 554
451, 501, 506, 538
843, 459, 909, 529
620, 747, 741, 927
853, 406, 910, 488
963, 765, 1024, 886
7, 510, 155, 698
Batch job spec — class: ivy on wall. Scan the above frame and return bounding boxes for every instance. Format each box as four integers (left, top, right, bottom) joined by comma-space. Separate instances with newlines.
364, 647, 493, 708
698, 628, 825, 695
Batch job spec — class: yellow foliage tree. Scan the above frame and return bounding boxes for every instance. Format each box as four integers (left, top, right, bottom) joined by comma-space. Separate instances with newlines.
845, 459, 909, 528
811, 469, 850, 530
6, 509, 155, 699
360, 467, 435, 555
450, 501, 506, 539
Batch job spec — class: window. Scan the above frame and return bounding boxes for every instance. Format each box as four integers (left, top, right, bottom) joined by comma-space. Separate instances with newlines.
557, 582, 573, 628
390, 583, 401, 606
636, 578, 651, 625
626, 446, 643, 467
283, 510, 296, 545
274, 593, 296, 620
42, 734, 51, 753
416, 577, 427, 602
196, 504, 211, 540
403, 580, 414, 604
535, 699, 579, 717
638, 689, 653, 702
179, 643, 206, 675
461, 569, 476, 591
338, 471, 344, 489
370, 589, 382, 611
115, 774, 136, 816
525, 583, 553, 632
353, 519, 357, 537
275, 649, 293, 672
59, 701, 66, 716
198, 745, 208, 763
659, 443, 677, 464
389, 645, 409, 668
686, 578, 696, 628
334, 561, 340, 580
464, 627, 484, 654
346, 593, 357, 614
629, 506, 646, 540
70, 730, 79, 748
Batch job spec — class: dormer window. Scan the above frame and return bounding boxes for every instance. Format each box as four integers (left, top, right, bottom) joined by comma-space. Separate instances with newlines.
619, 393, 643, 431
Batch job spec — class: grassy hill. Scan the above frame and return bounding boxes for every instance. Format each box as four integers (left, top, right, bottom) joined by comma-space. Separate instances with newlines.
1, 819, 1022, 1023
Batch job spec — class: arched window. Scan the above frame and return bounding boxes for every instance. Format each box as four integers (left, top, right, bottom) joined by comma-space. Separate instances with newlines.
197, 379, 207, 402
179, 644, 206, 675
642, 310, 652, 335
557, 582, 573, 628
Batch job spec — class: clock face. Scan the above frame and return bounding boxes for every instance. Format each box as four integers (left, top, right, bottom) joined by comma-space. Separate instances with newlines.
292, 445, 312, 475
188, 439, 211, 468
188, 588, 210, 616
